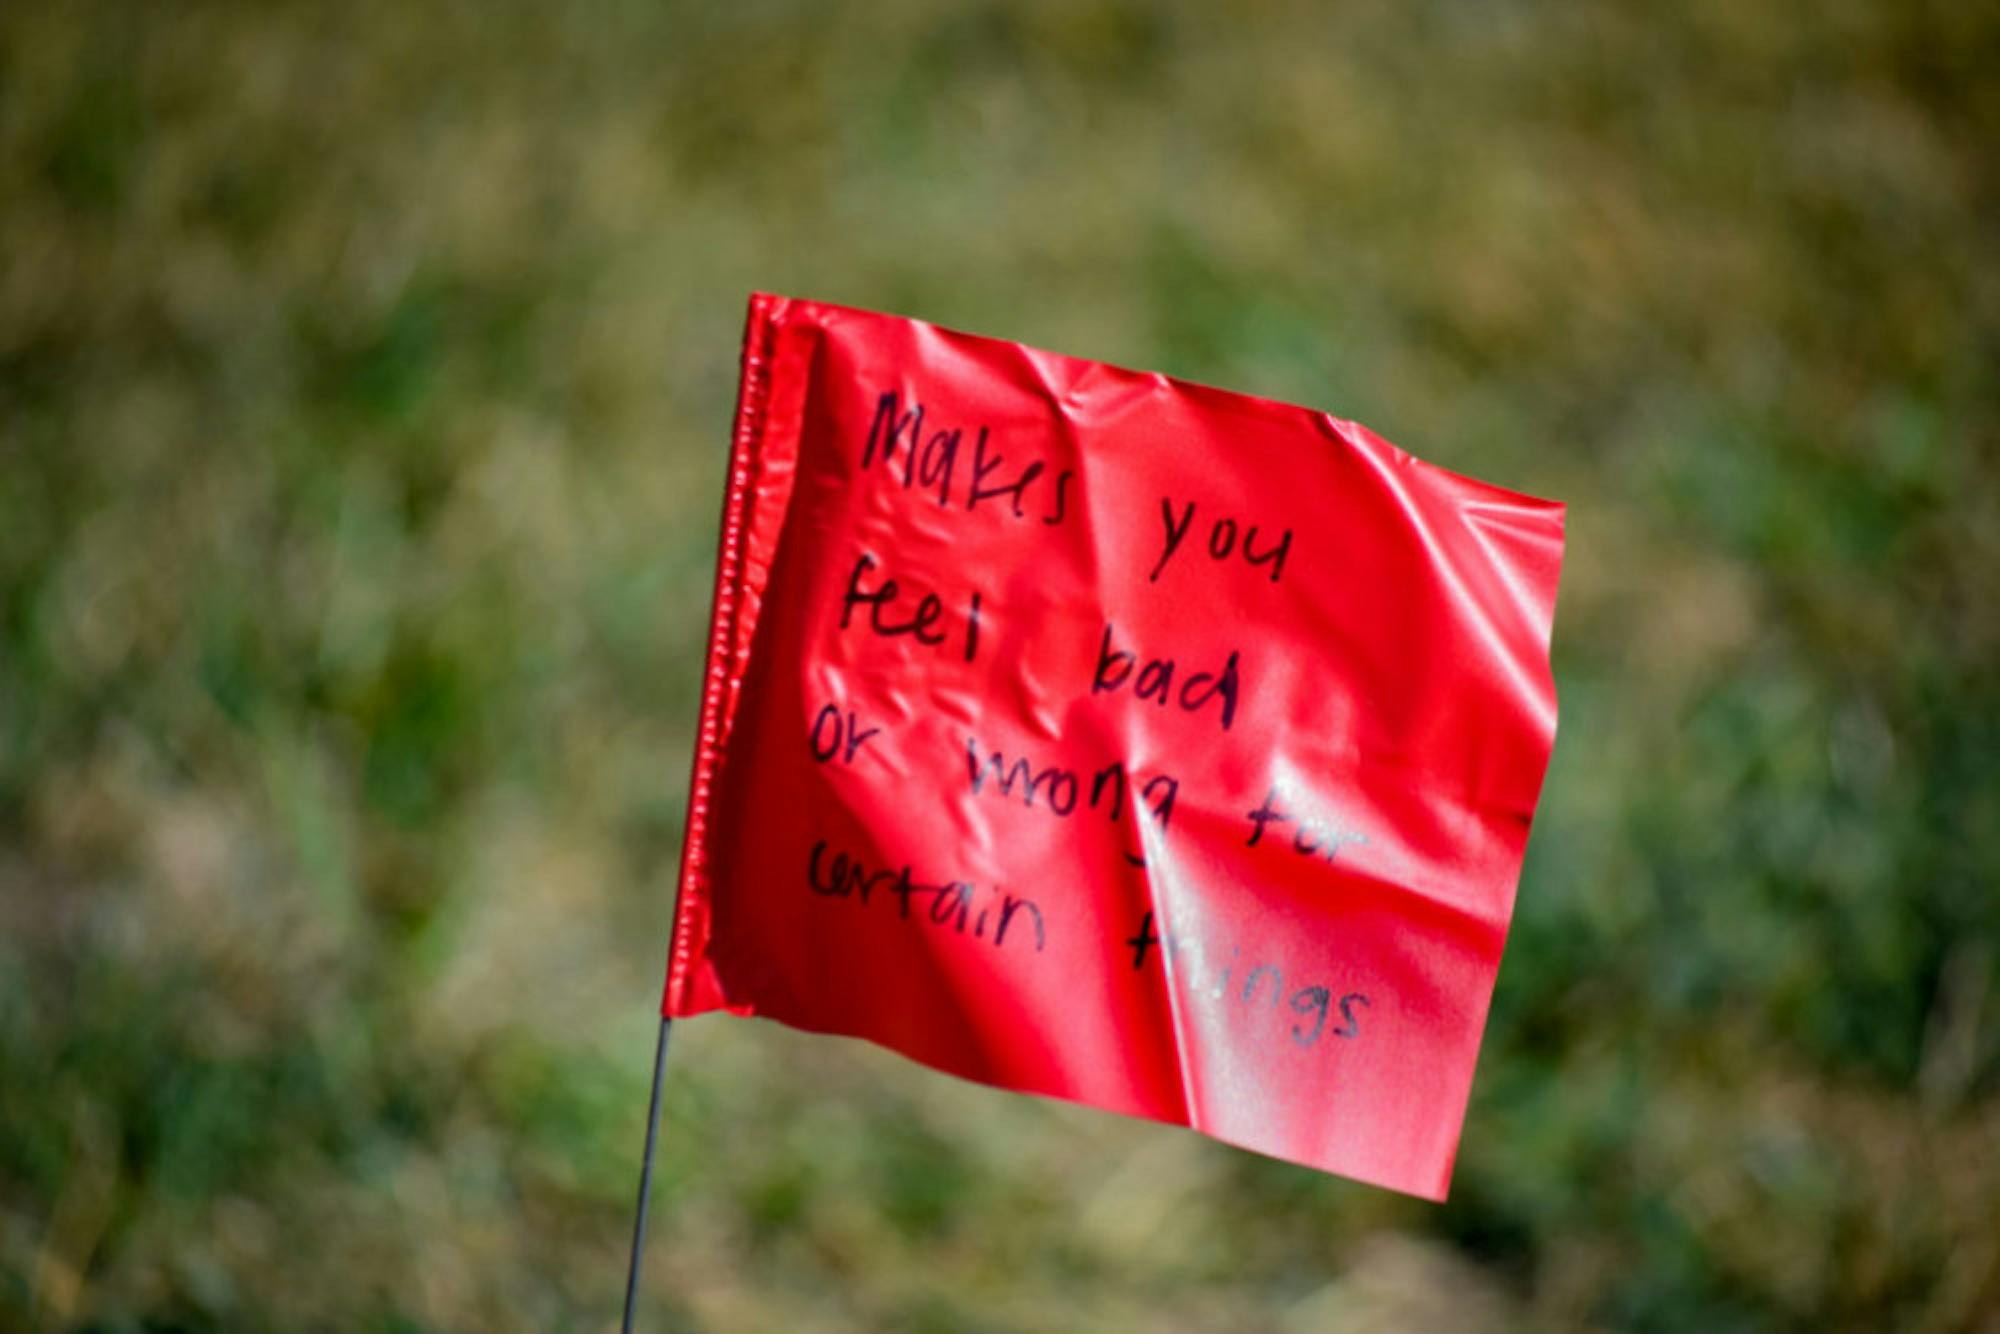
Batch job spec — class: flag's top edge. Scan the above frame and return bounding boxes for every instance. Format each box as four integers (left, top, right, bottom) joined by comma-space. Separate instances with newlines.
748, 290, 1566, 520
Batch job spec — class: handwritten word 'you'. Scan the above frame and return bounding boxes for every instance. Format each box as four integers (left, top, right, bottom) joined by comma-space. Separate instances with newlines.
1149, 497, 1292, 584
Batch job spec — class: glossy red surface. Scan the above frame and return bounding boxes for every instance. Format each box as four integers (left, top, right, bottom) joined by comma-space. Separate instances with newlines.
664, 293, 1565, 1199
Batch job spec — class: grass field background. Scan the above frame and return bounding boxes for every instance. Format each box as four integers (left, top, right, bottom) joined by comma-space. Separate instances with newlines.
3, 2, 1997, 1329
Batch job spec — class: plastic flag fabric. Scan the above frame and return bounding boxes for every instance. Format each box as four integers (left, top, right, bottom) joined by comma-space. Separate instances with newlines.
663, 293, 1564, 1199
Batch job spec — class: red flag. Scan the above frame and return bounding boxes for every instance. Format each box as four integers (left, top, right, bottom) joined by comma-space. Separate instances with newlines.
664, 293, 1564, 1199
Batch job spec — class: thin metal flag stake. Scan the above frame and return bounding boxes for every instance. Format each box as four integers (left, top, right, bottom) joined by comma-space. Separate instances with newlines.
621, 1016, 673, 1334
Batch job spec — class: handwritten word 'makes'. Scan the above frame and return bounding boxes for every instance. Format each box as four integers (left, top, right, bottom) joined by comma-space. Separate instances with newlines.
862, 390, 1073, 525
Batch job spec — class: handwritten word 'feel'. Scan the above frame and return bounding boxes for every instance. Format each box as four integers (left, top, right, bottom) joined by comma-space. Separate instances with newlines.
808, 838, 1045, 953
861, 391, 1073, 525
1149, 497, 1292, 585
1127, 910, 1369, 1049
1092, 622, 1242, 732
840, 552, 984, 663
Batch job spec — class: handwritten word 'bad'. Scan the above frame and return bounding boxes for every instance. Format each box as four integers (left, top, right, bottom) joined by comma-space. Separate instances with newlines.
808, 838, 1045, 952
1127, 910, 1370, 1049
840, 552, 984, 663
861, 390, 1073, 525
1091, 622, 1242, 732
1149, 497, 1292, 585
964, 736, 1179, 866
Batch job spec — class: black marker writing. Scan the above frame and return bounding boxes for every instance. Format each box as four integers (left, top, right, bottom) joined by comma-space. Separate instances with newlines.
840, 551, 986, 663
1126, 910, 1369, 1048
1245, 787, 1369, 862
1149, 496, 1293, 585
809, 703, 880, 766
1091, 621, 1242, 732
1150, 498, 1197, 581
808, 839, 1045, 953
858, 390, 1070, 526
964, 735, 1179, 866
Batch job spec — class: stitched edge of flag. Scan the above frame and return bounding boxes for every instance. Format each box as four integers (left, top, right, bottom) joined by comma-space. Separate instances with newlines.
662, 291, 785, 1016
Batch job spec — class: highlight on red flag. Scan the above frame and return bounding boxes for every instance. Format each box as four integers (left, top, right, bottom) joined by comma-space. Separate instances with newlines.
663, 293, 1565, 1200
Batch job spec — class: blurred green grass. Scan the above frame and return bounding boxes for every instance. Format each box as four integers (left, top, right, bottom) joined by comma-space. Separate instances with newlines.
2, 1, 1997, 1329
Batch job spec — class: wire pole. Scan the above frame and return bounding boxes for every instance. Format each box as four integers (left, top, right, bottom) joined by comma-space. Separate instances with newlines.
621, 1017, 673, 1334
